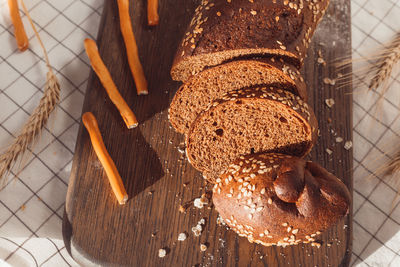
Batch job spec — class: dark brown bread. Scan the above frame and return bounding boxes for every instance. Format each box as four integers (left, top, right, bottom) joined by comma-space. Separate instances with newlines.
169, 57, 307, 134
212, 153, 351, 247
186, 86, 318, 182
171, 0, 330, 82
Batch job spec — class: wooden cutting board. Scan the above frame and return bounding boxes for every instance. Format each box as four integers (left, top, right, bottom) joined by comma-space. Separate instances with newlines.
63, 0, 353, 266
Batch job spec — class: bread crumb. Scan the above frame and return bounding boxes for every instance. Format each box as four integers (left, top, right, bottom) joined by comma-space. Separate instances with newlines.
178, 232, 187, 241
335, 137, 343, 143
325, 148, 333, 155
325, 98, 335, 108
20, 204, 26, 211
179, 205, 186, 213
192, 218, 206, 237
216, 11, 221, 16
344, 141, 352, 150
250, 10, 257, 15
194, 194, 209, 209
200, 244, 207, 251
323, 77, 336, 85
311, 242, 321, 248
158, 248, 167, 257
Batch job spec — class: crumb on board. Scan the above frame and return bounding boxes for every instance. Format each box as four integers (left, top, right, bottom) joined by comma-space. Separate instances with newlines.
311, 242, 321, 248
325, 98, 335, 108
200, 244, 207, 252
178, 232, 187, 241
335, 137, 343, 143
158, 248, 167, 258
179, 205, 186, 213
194, 194, 209, 209
192, 218, 206, 237
344, 141, 352, 150
323, 77, 336, 85
325, 148, 333, 155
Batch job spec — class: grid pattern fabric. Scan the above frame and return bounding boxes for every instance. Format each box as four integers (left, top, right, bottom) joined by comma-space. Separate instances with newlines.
0, 0, 399, 266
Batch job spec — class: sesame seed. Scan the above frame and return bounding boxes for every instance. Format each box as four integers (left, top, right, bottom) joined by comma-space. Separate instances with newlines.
292, 229, 299, 234
248, 214, 253, 219
267, 198, 272, 204
260, 188, 266, 195
287, 227, 292, 232
282, 222, 288, 227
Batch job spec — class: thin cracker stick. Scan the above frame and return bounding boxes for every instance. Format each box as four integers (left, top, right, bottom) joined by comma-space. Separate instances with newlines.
147, 0, 159, 26
84, 38, 138, 129
117, 0, 149, 95
82, 112, 128, 205
8, 0, 29, 51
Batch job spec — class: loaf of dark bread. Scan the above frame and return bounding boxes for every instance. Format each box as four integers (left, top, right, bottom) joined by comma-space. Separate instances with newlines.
171, 0, 330, 82
169, 57, 307, 134
212, 153, 351, 247
186, 86, 318, 182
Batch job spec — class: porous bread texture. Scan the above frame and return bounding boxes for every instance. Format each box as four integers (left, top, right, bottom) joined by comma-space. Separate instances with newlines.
186, 86, 318, 182
212, 153, 351, 247
169, 58, 307, 134
171, 0, 330, 82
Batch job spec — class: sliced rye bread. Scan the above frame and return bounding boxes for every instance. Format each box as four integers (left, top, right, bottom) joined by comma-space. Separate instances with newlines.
185, 86, 318, 182
171, 0, 330, 82
212, 153, 351, 247
169, 57, 307, 134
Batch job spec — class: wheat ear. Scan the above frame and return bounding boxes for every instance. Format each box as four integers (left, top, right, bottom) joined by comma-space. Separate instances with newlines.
0, 0, 60, 187
369, 34, 400, 91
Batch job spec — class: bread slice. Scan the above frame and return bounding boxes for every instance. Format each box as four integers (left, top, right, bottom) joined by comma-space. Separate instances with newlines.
169, 57, 307, 134
212, 153, 351, 247
171, 0, 330, 82
186, 86, 318, 182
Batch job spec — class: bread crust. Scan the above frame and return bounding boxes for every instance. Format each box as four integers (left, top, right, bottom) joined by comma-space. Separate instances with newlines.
171, 0, 330, 82
212, 153, 351, 247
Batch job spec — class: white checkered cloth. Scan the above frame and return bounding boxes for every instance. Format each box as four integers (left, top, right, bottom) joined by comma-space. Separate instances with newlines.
0, 0, 399, 266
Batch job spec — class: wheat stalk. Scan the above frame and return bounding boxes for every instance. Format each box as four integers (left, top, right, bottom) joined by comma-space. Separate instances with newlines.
369, 34, 400, 91
0, 0, 60, 187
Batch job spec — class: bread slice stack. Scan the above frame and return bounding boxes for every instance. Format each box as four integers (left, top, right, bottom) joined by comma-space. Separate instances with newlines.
168, 0, 350, 247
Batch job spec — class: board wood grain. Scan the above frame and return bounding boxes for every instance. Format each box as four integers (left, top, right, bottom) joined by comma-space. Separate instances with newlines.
63, 0, 353, 266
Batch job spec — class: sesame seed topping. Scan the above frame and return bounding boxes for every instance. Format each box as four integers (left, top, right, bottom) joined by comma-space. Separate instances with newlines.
282, 222, 288, 227
267, 198, 272, 205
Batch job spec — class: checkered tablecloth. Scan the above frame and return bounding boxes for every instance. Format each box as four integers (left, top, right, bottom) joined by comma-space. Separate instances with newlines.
0, 0, 399, 266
